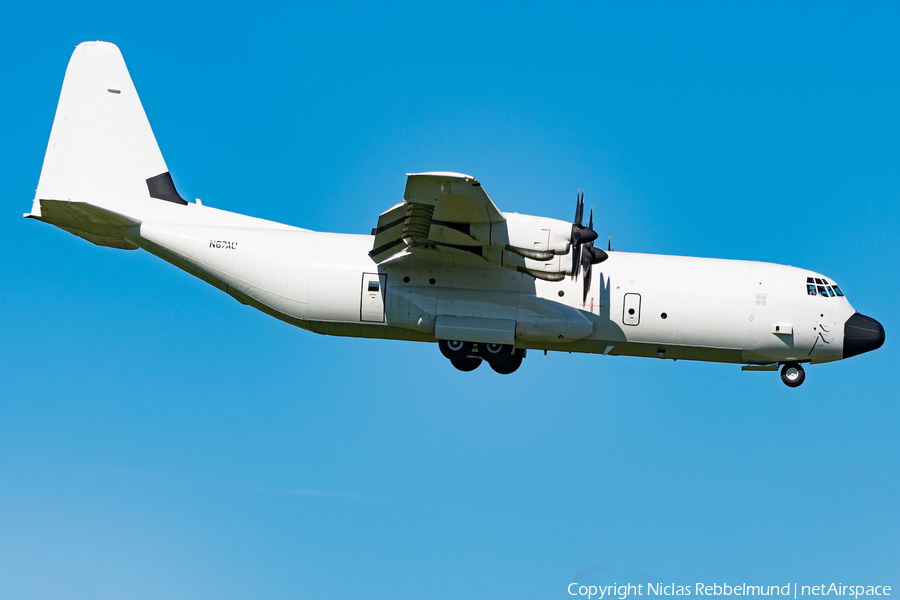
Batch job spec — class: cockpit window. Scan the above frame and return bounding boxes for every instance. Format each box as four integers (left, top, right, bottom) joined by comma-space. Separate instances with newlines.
806, 276, 844, 298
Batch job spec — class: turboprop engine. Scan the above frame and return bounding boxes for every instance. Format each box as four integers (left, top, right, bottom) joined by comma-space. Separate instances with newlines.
477, 191, 608, 292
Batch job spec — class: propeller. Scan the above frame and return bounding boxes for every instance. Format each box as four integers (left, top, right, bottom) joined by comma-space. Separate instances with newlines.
580, 206, 608, 304
571, 189, 598, 278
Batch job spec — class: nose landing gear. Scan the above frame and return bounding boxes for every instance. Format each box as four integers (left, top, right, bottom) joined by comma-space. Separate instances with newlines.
438, 340, 525, 374
780, 362, 805, 387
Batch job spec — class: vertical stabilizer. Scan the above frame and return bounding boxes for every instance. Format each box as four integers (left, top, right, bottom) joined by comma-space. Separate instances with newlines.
30, 41, 184, 228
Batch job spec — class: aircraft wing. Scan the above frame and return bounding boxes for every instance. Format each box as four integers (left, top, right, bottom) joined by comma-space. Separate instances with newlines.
369, 172, 505, 263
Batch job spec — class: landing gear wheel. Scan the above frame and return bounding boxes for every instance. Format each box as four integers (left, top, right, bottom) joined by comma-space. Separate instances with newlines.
489, 354, 522, 374
482, 343, 507, 357
486, 350, 523, 375
439, 340, 474, 361
781, 362, 805, 387
450, 356, 483, 372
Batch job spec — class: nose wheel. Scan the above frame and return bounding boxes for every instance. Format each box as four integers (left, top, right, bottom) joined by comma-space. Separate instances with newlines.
780, 362, 805, 387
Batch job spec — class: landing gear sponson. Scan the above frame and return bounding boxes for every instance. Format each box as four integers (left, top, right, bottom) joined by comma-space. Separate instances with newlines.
438, 340, 525, 374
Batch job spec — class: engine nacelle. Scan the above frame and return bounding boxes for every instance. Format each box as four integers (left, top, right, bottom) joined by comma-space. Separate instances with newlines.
471, 213, 571, 258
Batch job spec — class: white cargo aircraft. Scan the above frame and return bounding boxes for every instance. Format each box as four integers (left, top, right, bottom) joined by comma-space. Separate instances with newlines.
27, 42, 885, 387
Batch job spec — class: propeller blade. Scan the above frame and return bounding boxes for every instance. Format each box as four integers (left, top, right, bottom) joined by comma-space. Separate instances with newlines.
570, 190, 600, 279
571, 241, 582, 279
582, 258, 592, 304
581, 190, 585, 224
608, 235, 611, 252
574, 189, 584, 226
571, 197, 597, 245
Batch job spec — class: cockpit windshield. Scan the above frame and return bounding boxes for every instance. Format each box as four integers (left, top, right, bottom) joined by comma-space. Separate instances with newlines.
806, 277, 844, 298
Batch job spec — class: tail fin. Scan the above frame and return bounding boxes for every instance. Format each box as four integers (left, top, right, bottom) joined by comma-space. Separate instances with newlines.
27, 41, 186, 247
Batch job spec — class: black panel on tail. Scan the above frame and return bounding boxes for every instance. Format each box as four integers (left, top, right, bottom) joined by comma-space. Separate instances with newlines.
146, 172, 187, 205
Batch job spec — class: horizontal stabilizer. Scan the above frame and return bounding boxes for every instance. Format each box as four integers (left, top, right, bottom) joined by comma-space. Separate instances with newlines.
27, 200, 141, 249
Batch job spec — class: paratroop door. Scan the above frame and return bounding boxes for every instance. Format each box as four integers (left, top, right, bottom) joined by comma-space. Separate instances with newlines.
361, 273, 387, 322
623, 293, 641, 326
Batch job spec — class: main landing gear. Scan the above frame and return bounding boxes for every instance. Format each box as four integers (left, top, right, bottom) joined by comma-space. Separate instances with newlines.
438, 340, 525, 374
780, 362, 805, 387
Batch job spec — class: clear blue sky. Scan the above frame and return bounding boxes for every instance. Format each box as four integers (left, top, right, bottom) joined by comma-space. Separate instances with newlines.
2, 1, 898, 598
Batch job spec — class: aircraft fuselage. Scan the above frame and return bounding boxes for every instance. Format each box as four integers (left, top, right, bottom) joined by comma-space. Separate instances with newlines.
123, 203, 865, 368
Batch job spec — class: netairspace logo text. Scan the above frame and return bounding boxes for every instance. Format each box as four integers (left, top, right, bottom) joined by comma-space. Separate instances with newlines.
567, 583, 892, 600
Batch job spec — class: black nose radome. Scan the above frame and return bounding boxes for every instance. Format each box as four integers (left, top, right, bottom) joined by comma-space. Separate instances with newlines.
843, 313, 885, 359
